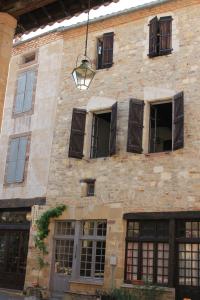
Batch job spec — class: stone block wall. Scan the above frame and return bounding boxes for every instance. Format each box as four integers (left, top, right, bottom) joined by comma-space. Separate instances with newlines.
11, 0, 200, 296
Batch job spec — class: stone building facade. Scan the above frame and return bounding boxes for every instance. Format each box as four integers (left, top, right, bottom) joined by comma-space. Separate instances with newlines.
2, 0, 200, 299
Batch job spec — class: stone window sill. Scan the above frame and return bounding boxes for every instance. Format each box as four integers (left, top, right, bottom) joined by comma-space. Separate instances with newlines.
69, 279, 103, 286
121, 283, 174, 292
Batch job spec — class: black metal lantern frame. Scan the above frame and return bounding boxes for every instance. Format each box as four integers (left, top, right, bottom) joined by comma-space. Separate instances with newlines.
72, 0, 96, 90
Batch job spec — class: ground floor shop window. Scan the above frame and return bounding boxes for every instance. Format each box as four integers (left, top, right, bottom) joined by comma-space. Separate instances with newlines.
125, 220, 169, 285
124, 216, 200, 297
54, 220, 107, 281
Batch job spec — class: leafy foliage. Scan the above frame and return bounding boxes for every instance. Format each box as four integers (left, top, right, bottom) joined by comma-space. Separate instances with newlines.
34, 205, 66, 254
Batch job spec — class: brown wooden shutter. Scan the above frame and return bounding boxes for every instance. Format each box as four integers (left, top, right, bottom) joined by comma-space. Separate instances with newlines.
127, 99, 144, 154
68, 108, 86, 159
102, 32, 114, 68
159, 16, 172, 55
149, 16, 159, 58
109, 102, 117, 156
173, 92, 184, 150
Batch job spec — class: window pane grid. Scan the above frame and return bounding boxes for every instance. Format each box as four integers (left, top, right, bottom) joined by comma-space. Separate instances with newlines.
157, 243, 169, 284
55, 239, 74, 275
95, 241, 106, 278
56, 221, 75, 236
142, 242, 154, 283
126, 242, 138, 281
179, 243, 200, 286
80, 240, 93, 277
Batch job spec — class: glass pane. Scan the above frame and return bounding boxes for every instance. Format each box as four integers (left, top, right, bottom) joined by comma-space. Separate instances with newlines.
95, 241, 106, 278
56, 221, 75, 236
82, 221, 95, 236
157, 243, 169, 284
142, 242, 154, 283
55, 239, 74, 275
0, 211, 29, 224
125, 242, 138, 282
97, 221, 107, 236
178, 243, 200, 286
80, 240, 93, 277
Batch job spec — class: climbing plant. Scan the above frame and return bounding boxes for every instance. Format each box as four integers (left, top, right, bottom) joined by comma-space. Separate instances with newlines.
33, 205, 66, 287
34, 204, 66, 254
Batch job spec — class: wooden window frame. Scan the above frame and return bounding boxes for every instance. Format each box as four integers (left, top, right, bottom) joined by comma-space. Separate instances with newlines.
124, 212, 200, 289
53, 220, 107, 283
4, 132, 31, 187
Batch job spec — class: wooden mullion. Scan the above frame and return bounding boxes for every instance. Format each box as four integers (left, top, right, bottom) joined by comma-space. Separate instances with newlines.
138, 242, 142, 280
168, 219, 175, 287
153, 243, 158, 284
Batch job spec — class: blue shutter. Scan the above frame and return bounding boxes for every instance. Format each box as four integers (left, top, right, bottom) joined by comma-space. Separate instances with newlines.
23, 70, 35, 112
15, 136, 28, 182
15, 73, 26, 114
6, 138, 19, 183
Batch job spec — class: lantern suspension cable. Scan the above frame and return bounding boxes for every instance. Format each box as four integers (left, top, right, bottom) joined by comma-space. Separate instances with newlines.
71, 0, 96, 91
84, 0, 90, 57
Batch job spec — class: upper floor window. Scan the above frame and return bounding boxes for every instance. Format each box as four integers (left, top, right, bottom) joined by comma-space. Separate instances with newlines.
68, 103, 117, 159
149, 16, 173, 58
14, 69, 37, 115
127, 92, 184, 154
5, 135, 30, 184
96, 32, 114, 69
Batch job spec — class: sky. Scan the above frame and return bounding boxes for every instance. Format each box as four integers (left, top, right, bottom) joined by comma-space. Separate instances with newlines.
17, 0, 158, 42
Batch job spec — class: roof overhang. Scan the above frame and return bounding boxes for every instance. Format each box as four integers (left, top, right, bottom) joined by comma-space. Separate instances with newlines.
0, 0, 118, 35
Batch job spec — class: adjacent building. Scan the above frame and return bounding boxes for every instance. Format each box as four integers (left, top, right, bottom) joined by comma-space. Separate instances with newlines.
0, 0, 200, 299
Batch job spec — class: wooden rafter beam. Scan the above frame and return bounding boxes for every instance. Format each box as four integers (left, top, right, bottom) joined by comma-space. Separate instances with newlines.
0, 0, 57, 17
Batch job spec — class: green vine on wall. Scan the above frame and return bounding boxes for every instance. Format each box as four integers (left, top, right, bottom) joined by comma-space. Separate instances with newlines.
34, 205, 66, 254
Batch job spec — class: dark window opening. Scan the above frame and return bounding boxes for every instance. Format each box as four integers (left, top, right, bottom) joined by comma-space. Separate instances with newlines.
87, 181, 95, 197
91, 112, 111, 158
97, 37, 104, 69
23, 53, 36, 64
149, 102, 172, 153
96, 32, 114, 70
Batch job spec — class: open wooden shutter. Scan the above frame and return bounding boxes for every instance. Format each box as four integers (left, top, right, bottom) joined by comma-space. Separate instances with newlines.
68, 108, 86, 159
15, 73, 26, 114
102, 32, 114, 68
149, 16, 159, 58
23, 70, 36, 112
159, 16, 172, 55
109, 102, 117, 156
127, 99, 144, 154
173, 92, 184, 150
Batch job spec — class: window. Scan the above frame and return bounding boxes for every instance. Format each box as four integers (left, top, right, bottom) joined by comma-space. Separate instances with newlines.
23, 52, 36, 64
86, 180, 95, 197
149, 16, 172, 58
124, 213, 200, 298
125, 220, 169, 285
5, 135, 29, 184
54, 221, 75, 275
97, 32, 114, 69
68, 103, 117, 159
80, 221, 107, 278
14, 69, 36, 115
149, 102, 172, 153
91, 112, 111, 158
54, 220, 107, 281
127, 92, 184, 154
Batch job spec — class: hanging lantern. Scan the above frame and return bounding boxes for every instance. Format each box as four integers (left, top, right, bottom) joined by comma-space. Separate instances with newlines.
72, 0, 96, 90
72, 57, 95, 91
